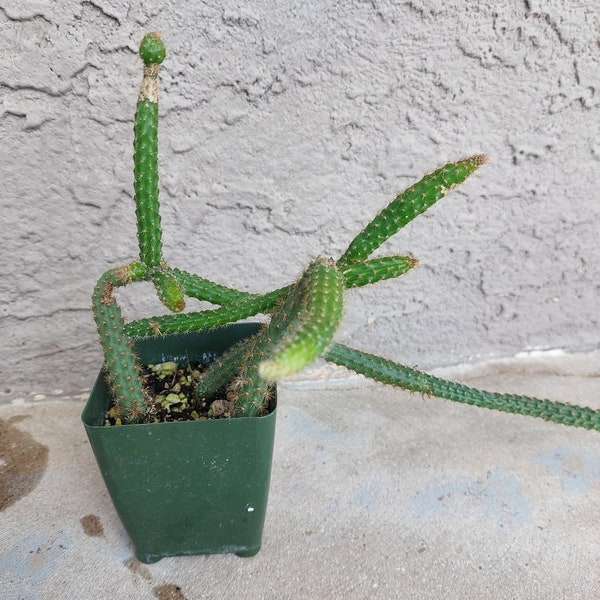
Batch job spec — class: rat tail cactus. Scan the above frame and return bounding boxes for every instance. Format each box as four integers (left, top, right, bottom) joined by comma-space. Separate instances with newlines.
134, 32, 165, 270
93, 32, 600, 431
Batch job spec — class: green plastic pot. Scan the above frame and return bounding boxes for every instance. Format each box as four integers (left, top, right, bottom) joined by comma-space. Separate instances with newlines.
82, 323, 277, 564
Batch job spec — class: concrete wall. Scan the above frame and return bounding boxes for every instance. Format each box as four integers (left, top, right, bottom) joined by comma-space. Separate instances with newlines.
2, 1, 599, 399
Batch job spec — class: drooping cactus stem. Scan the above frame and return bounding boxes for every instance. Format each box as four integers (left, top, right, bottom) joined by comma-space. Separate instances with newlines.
233, 259, 344, 414
323, 344, 600, 431
259, 257, 344, 379
193, 258, 344, 416
124, 292, 276, 337
172, 268, 259, 305
192, 284, 303, 408
114, 260, 148, 283
134, 32, 166, 268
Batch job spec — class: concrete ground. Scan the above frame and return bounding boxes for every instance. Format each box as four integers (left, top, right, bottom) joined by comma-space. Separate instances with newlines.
2, 350, 600, 600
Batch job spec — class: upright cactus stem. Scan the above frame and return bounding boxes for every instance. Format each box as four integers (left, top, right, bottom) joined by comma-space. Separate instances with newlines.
92, 263, 149, 424
134, 32, 166, 268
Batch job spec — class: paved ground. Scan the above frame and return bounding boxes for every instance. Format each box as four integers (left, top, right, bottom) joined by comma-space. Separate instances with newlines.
2, 351, 600, 599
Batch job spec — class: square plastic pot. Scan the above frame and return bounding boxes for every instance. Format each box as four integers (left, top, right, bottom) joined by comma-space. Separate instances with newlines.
82, 323, 277, 563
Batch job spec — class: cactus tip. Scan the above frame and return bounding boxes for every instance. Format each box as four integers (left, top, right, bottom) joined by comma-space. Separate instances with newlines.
140, 32, 166, 65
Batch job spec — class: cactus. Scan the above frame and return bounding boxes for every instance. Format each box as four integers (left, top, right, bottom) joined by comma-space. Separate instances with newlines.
336, 155, 487, 268
93, 32, 600, 433
134, 33, 164, 268
322, 344, 600, 430
255, 258, 343, 379
150, 265, 186, 313
92, 262, 148, 423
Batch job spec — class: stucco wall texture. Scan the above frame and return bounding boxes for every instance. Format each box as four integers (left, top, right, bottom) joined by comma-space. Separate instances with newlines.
1, 1, 600, 399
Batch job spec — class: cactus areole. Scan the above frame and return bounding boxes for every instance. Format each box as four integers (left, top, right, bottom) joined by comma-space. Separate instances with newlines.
82, 32, 600, 562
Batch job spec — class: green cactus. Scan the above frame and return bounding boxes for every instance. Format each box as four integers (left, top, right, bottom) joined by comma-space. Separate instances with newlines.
173, 268, 257, 305
323, 344, 600, 430
340, 255, 418, 288
150, 265, 186, 313
259, 258, 344, 380
123, 258, 417, 338
134, 32, 165, 268
337, 155, 487, 268
93, 32, 600, 434
192, 258, 343, 415
123, 296, 272, 338
92, 263, 148, 423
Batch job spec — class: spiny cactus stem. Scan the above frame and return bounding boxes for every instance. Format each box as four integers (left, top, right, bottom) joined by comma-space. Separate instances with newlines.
337, 155, 487, 268
231, 259, 344, 415
259, 258, 344, 379
323, 344, 600, 431
340, 255, 419, 288
93, 265, 149, 423
134, 33, 165, 268
151, 264, 186, 313
193, 325, 269, 405
124, 292, 276, 337
192, 259, 342, 414
172, 268, 262, 306
230, 363, 272, 418
173, 254, 418, 315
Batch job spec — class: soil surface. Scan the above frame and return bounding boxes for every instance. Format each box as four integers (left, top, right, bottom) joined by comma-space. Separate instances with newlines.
105, 361, 243, 426
141, 360, 233, 423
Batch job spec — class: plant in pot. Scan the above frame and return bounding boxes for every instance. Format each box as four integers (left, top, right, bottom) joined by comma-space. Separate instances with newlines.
83, 32, 600, 564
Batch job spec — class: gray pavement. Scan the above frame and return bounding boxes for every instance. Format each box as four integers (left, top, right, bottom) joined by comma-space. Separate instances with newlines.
2, 351, 600, 599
